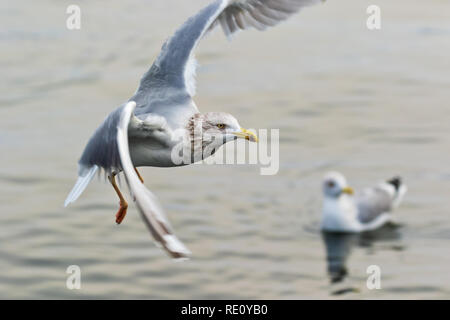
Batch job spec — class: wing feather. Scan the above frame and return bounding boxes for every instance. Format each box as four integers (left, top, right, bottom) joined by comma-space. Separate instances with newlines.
247, 5, 279, 26
233, 9, 248, 29
242, 10, 268, 30
356, 187, 394, 224
117, 101, 191, 259
258, 5, 291, 20
135, 0, 325, 99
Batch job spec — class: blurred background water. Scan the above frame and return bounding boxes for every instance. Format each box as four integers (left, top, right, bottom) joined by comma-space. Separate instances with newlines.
0, 0, 449, 299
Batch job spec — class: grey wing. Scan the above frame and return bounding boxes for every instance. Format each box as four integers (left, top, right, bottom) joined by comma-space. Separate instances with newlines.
356, 187, 394, 224
78, 103, 171, 172
133, 0, 325, 103
117, 101, 191, 259
132, 0, 228, 106
79, 105, 125, 173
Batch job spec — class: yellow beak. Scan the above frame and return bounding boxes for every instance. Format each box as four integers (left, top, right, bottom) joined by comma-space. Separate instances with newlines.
233, 128, 258, 142
341, 187, 354, 195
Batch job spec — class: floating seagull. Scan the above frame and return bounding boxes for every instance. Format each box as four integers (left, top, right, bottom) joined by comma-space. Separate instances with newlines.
64, 0, 325, 258
321, 172, 407, 233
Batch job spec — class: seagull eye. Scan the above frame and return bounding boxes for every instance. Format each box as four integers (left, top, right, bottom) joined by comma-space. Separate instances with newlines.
217, 124, 225, 129
327, 181, 335, 188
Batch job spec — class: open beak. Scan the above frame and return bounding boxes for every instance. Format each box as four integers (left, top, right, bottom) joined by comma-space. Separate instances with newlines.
233, 128, 258, 142
341, 186, 354, 195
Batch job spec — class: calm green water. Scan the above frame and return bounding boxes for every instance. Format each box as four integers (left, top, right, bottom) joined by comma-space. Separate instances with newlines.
1, 0, 449, 299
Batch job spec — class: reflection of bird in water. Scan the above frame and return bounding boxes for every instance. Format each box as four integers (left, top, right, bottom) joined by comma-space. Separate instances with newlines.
64, 0, 325, 259
321, 172, 407, 233
322, 225, 403, 294
321, 231, 358, 284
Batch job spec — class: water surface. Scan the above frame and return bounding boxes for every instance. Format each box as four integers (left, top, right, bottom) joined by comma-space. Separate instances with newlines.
1, 0, 449, 299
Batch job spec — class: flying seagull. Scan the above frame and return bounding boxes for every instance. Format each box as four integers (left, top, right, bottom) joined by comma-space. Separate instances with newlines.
321, 172, 407, 233
65, 0, 325, 258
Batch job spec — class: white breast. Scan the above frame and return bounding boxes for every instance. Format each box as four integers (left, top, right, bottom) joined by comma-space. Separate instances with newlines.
321, 196, 361, 232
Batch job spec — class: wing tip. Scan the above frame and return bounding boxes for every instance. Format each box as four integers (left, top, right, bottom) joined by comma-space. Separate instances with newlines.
63, 165, 99, 207
164, 234, 192, 260
386, 176, 402, 191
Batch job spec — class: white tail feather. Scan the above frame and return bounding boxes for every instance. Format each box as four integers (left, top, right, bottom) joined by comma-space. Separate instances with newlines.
392, 184, 407, 208
64, 165, 98, 207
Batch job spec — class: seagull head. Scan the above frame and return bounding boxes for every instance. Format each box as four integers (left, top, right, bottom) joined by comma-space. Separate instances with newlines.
323, 171, 354, 198
201, 112, 258, 143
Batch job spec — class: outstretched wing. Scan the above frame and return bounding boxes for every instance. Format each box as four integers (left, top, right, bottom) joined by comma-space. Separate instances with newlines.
133, 0, 324, 101
117, 101, 191, 259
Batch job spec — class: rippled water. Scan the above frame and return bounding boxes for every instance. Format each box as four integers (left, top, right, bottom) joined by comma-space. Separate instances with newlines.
1, 0, 450, 299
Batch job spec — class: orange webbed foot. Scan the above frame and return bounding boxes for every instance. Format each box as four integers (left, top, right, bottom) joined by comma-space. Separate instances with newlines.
115, 201, 128, 224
